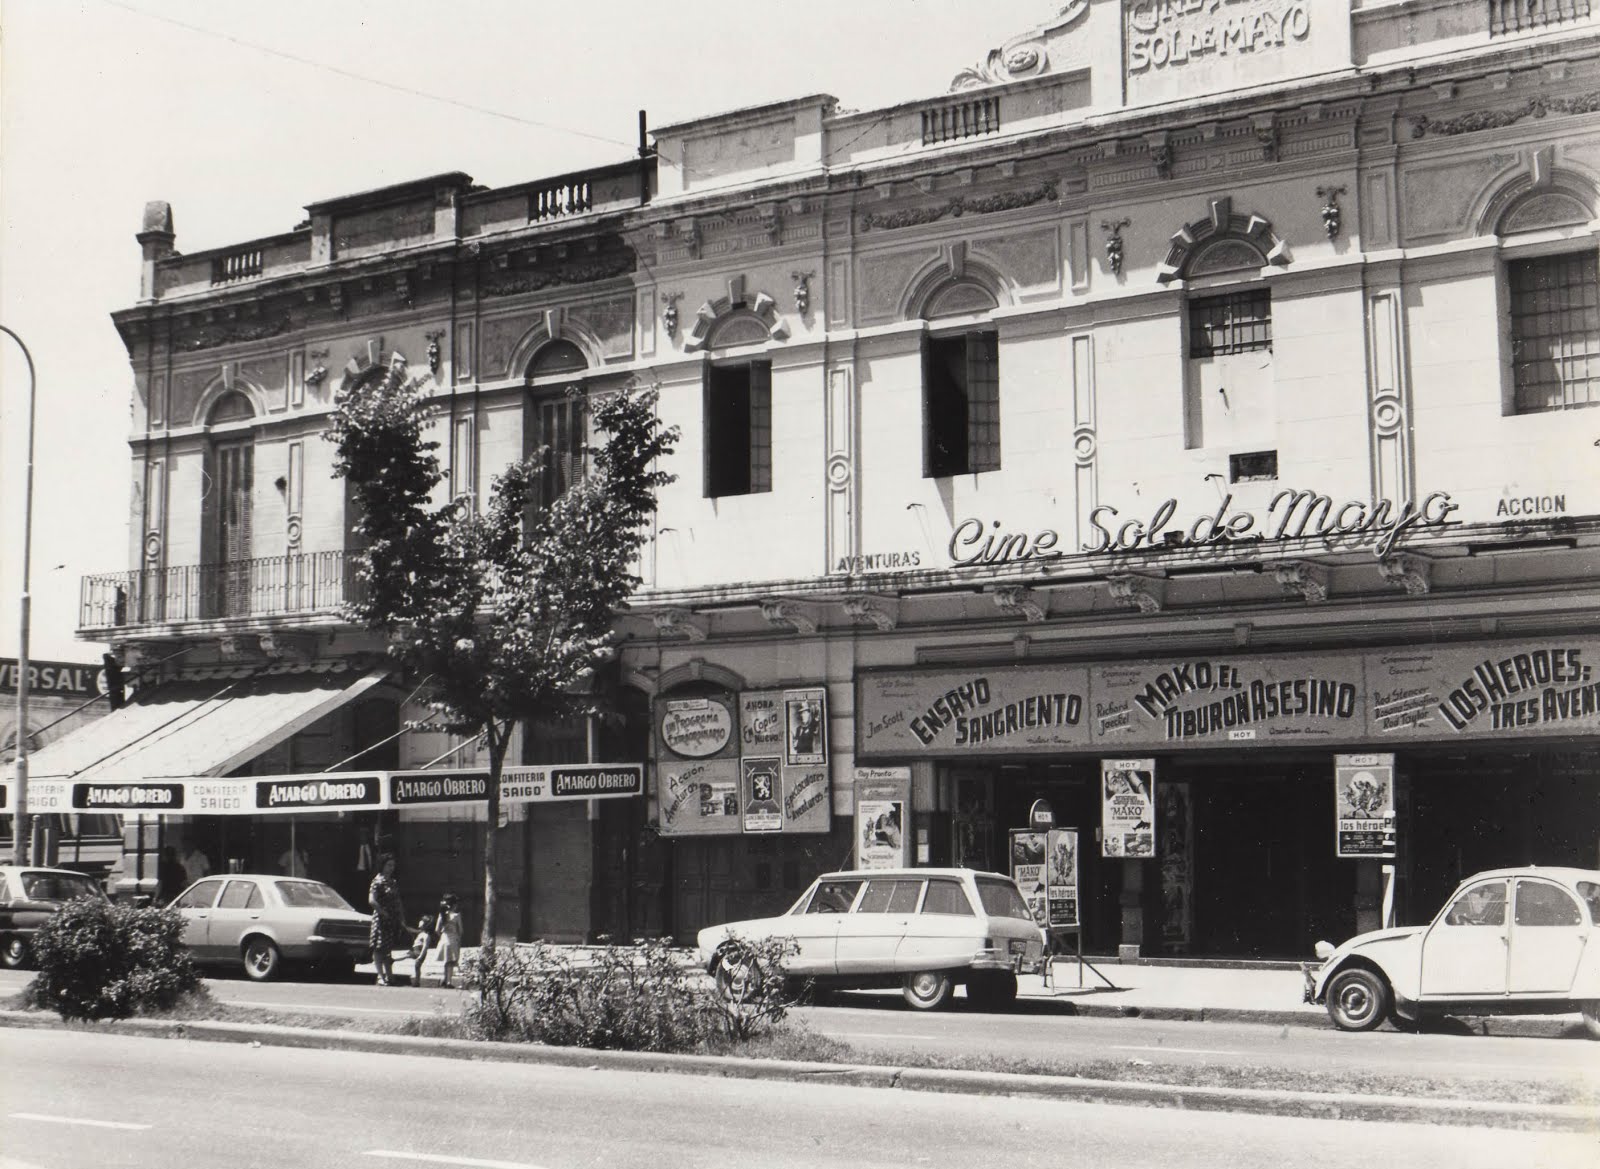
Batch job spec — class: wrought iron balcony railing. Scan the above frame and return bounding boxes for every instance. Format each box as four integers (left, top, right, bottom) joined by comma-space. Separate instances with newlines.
81, 551, 361, 631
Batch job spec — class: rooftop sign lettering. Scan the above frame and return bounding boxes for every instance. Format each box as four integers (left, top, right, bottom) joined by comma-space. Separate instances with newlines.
1127, 0, 1312, 74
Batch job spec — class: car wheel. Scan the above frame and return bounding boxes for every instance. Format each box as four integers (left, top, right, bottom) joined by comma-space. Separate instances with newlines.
714, 949, 763, 1003
242, 937, 282, 982
967, 971, 1018, 1012
1325, 967, 1389, 1032
0, 936, 30, 970
903, 971, 954, 1011
1581, 1001, 1600, 1041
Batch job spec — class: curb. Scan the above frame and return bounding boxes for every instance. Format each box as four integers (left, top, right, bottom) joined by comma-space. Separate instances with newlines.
2, 1010, 1592, 1132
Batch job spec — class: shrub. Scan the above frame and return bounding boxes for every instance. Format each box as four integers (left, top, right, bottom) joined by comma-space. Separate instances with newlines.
26, 898, 201, 1022
462, 935, 797, 1052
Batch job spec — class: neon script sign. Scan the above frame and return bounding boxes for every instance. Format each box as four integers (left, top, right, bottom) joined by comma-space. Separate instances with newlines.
947, 490, 1458, 568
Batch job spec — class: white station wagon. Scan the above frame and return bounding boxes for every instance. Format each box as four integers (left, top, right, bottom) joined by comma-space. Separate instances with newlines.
697, 867, 1047, 1011
1306, 866, 1600, 1037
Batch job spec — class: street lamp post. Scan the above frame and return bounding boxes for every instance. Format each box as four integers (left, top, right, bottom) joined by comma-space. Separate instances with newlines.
2, 325, 37, 865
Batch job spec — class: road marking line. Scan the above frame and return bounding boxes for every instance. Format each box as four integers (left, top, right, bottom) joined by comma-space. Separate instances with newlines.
833, 1031, 941, 1041
1110, 1045, 1238, 1056
10, 1113, 151, 1131
364, 1152, 549, 1169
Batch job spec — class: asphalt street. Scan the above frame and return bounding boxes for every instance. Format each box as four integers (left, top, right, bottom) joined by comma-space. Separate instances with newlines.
3, 1028, 1596, 1169
4, 969, 1590, 1099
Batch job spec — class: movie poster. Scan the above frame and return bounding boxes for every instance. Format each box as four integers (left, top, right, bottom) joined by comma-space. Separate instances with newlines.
741, 756, 782, 833
785, 687, 827, 766
854, 766, 909, 869
1045, 828, 1079, 930
1010, 830, 1048, 927
1335, 753, 1395, 858
1102, 758, 1156, 858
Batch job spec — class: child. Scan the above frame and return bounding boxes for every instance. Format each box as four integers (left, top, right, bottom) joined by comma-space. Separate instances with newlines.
410, 909, 438, 987
433, 893, 464, 988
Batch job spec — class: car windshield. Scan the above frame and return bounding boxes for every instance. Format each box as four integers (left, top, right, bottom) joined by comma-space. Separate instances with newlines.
20, 872, 101, 901
975, 877, 1033, 921
276, 880, 352, 910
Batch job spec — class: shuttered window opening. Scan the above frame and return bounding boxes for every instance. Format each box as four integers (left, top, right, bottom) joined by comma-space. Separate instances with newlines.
534, 394, 588, 509
1510, 251, 1600, 413
923, 330, 1000, 477
705, 361, 772, 498
1189, 289, 1272, 357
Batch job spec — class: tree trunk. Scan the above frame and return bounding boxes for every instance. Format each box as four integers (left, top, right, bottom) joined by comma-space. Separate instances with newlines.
481, 723, 507, 948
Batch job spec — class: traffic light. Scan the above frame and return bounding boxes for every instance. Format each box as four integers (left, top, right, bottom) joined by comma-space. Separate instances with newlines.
101, 653, 126, 710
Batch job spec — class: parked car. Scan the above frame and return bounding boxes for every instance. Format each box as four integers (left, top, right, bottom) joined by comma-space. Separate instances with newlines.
696, 867, 1048, 1011
167, 874, 371, 981
0, 865, 109, 969
1305, 866, 1600, 1037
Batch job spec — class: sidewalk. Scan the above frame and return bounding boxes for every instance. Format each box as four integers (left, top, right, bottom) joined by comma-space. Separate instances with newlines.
373, 947, 1588, 1038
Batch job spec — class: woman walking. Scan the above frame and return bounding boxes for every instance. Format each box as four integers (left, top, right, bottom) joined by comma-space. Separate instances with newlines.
367, 854, 405, 986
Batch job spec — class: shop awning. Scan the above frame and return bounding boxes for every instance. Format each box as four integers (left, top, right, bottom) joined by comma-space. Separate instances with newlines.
11, 664, 392, 796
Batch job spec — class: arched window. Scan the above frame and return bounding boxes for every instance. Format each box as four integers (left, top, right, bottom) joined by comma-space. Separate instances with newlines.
527, 340, 590, 508
919, 280, 1000, 478
203, 391, 256, 617
1496, 186, 1600, 414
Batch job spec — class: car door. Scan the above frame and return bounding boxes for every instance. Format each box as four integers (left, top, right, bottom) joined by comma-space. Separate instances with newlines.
0, 874, 14, 935
207, 879, 266, 958
896, 877, 978, 973
1507, 878, 1586, 994
785, 878, 862, 975
169, 879, 226, 957
1419, 877, 1510, 998
835, 878, 922, 975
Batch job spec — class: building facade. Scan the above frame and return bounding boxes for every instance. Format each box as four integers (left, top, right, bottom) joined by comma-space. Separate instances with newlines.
38, 0, 1600, 958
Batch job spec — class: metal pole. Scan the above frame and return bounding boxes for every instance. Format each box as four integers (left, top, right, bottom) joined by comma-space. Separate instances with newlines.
1, 326, 37, 866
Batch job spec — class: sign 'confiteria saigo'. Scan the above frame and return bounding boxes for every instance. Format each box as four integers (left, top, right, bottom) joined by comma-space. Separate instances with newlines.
856, 638, 1600, 756
946, 490, 1458, 568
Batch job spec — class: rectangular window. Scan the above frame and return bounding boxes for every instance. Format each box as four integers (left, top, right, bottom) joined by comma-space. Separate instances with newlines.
704, 361, 772, 498
923, 330, 1000, 477
1509, 252, 1600, 413
532, 394, 587, 509
1189, 289, 1272, 357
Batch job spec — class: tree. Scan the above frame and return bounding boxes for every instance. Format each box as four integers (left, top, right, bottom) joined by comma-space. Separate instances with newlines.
327, 354, 677, 944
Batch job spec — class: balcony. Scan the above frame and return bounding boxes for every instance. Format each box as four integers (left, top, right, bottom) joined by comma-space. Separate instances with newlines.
81, 551, 359, 632
1490, 0, 1591, 34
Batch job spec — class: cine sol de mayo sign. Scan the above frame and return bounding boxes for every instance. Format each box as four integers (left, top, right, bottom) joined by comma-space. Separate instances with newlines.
857, 638, 1600, 756
1126, 0, 1312, 76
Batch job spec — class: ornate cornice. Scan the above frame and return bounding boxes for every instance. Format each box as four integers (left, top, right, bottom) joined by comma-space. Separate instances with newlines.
860, 183, 1057, 232
1376, 555, 1431, 597
652, 610, 708, 642
481, 252, 634, 298
1106, 575, 1165, 614
841, 595, 898, 632
180, 315, 294, 352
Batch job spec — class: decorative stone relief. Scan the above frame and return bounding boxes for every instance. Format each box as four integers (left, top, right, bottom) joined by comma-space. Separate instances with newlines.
992, 586, 1046, 623
841, 595, 897, 631
1273, 562, 1328, 604
1101, 218, 1130, 275
1316, 186, 1346, 240
949, 1, 1088, 91
791, 271, 813, 316
425, 330, 446, 374
652, 610, 707, 642
1410, 92, 1600, 138
662, 292, 682, 337
1156, 197, 1289, 283
859, 184, 1058, 232
1376, 555, 1430, 596
759, 600, 819, 636
1107, 575, 1164, 613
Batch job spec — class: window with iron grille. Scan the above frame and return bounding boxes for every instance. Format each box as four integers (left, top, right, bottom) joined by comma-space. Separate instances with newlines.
923, 331, 1000, 477
533, 394, 587, 508
1509, 251, 1600, 413
1188, 289, 1273, 357
705, 361, 772, 498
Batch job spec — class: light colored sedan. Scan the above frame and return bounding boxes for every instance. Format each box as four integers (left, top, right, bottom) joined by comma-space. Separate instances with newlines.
168, 873, 371, 981
1306, 866, 1600, 1036
697, 867, 1047, 1011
